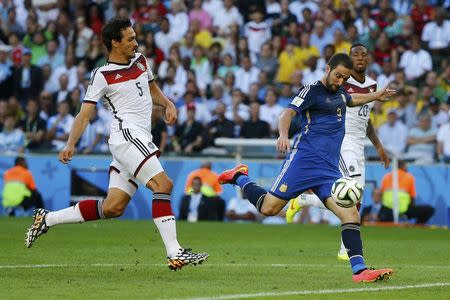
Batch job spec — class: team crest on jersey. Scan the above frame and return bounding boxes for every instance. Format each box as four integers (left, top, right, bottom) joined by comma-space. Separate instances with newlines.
349, 165, 355, 172
291, 96, 304, 107
279, 183, 288, 193
136, 62, 146, 71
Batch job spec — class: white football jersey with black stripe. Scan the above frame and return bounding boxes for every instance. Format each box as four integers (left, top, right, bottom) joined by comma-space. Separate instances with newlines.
84, 53, 154, 144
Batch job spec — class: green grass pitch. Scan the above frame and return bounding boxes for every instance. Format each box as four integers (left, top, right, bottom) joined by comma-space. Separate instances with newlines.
1, 218, 449, 299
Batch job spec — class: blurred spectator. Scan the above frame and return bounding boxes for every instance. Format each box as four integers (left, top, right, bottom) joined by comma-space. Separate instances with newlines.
0, 113, 25, 154
185, 160, 222, 196
406, 113, 437, 163
143, 31, 164, 70
46, 101, 74, 151
354, 5, 377, 38
0, 45, 13, 99
361, 188, 383, 223
1, 7, 25, 38
240, 102, 270, 138
226, 192, 258, 222
0, 101, 8, 131
275, 40, 302, 84
2, 157, 44, 216
178, 176, 225, 222
323, 8, 345, 37
162, 65, 186, 102
167, 0, 189, 42
13, 48, 43, 103
289, 0, 318, 24
158, 45, 187, 87
421, 8, 449, 68
269, 0, 297, 36
53, 73, 71, 103
155, 17, 177, 57
410, 0, 434, 35
383, 8, 403, 39
226, 89, 250, 127
428, 97, 449, 129
255, 42, 278, 81
377, 62, 395, 90
173, 102, 204, 154
425, 71, 447, 103
378, 109, 408, 155
38, 91, 56, 121
86, 34, 106, 70
310, 20, 334, 55
297, 32, 320, 70
278, 83, 294, 107
399, 35, 432, 83
371, 0, 392, 30
234, 55, 260, 95
37, 39, 64, 71
374, 32, 397, 67
301, 56, 324, 85
205, 102, 235, 147
217, 53, 238, 80
48, 52, 78, 93
333, 29, 351, 54
178, 91, 211, 125
437, 120, 450, 163
78, 107, 107, 154
212, 0, 243, 36
151, 106, 168, 153
380, 160, 434, 224
189, 0, 212, 30
7, 96, 25, 124
202, 0, 224, 21
20, 98, 46, 151
244, 8, 271, 62
86, 3, 104, 36
207, 80, 230, 112
190, 45, 212, 95
259, 87, 283, 135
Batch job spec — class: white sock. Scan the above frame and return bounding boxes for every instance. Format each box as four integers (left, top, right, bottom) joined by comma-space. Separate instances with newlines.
45, 204, 85, 227
153, 215, 182, 257
297, 193, 326, 209
339, 238, 347, 254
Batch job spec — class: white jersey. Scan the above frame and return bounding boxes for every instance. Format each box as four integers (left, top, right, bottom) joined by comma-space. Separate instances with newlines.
343, 75, 377, 147
84, 53, 155, 144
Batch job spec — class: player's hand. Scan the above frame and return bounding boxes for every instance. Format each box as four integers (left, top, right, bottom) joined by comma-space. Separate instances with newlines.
277, 136, 290, 153
377, 146, 390, 169
376, 86, 396, 102
59, 144, 75, 164
164, 101, 177, 125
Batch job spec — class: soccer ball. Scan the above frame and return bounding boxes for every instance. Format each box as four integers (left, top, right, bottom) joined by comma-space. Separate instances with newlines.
331, 177, 364, 208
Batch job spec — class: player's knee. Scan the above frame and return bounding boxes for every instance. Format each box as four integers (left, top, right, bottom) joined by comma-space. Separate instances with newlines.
259, 205, 278, 216
146, 174, 173, 193
103, 204, 125, 218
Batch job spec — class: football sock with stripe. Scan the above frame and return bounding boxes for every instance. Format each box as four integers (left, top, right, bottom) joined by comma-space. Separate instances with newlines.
236, 175, 267, 213
341, 223, 367, 274
45, 199, 104, 227
152, 193, 182, 257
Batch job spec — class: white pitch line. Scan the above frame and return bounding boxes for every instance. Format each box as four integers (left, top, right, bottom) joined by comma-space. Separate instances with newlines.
176, 283, 450, 300
1, 263, 450, 269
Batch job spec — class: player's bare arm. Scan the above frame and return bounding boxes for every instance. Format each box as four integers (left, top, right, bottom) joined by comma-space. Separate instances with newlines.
58, 103, 96, 164
366, 119, 390, 169
277, 108, 296, 153
348, 86, 396, 107
149, 81, 177, 125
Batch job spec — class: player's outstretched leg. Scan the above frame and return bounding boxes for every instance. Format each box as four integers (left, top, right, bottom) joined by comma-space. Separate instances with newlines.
25, 199, 106, 248
25, 208, 50, 248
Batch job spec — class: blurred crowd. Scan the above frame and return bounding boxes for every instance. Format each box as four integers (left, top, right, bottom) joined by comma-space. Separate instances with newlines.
0, 0, 449, 163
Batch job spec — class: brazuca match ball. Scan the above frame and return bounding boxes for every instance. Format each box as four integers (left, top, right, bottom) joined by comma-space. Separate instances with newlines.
331, 177, 364, 208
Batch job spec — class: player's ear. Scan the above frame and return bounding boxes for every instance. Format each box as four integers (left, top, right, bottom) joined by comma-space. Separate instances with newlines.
325, 65, 331, 74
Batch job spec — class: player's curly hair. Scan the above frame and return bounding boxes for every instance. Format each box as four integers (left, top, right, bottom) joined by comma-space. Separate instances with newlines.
327, 53, 353, 71
101, 17, 132, 52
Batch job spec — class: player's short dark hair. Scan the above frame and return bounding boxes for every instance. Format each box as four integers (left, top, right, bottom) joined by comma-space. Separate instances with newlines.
349, 43, 367, 54
101, 17, 132, 52
327, 53, 353, 71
